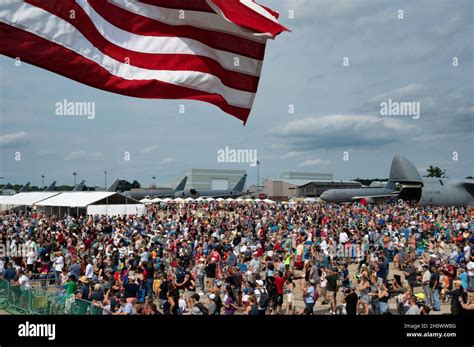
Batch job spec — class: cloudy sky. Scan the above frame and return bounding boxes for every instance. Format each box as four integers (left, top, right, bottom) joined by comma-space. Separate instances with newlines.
1, 0, 473, 188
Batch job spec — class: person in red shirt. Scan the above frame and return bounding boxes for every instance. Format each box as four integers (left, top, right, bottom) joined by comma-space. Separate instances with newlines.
57, 231, 64, 245
274, 271, 286, 314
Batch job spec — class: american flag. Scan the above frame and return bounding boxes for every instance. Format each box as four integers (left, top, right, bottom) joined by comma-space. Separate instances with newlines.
0, 0, 288, 124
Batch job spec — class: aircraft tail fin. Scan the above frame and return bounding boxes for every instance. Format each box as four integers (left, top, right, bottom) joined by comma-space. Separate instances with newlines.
389, 155, 422, 184
1, 183, 12, 190
44, 181, 56, 191
73, 180, 85, 191
106, 179, 119, 192
174, 176, 187, 191
18, 182, 30, 192
232, 174, 247, 192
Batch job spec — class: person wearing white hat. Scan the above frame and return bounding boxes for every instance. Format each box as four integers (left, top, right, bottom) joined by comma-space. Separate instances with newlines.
207, 293, 217, 315
254, 279, 268, 315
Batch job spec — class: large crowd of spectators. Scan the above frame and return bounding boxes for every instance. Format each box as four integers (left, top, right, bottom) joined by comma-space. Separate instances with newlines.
0, 200, 473, 315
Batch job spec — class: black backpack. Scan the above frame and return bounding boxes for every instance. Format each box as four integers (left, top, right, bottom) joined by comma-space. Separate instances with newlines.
196, 302, 209, 315
258, 288, 269, 309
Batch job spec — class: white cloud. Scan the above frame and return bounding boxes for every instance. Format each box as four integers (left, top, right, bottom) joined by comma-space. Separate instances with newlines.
140, 145, 159, 154
371, 83, 424, 102
298, 159, 331, 167
281, 151, 302, 159
64, 150, 103, 161
271, 114, 416, 150
160, 157, 176, 164
0, 131, 27, 148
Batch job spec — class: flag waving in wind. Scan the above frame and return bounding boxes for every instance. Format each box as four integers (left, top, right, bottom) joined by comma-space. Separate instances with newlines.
0, 0, 289, 124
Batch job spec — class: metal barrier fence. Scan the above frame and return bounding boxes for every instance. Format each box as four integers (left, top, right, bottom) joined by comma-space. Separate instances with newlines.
0, 279, 110, 315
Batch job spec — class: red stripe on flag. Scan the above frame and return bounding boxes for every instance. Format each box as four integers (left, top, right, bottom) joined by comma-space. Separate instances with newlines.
0, 23, 251, 123
139, 0, 215, 13
89, 0, 266, 60
25, 0, 260, 93
210, 0, 289, 38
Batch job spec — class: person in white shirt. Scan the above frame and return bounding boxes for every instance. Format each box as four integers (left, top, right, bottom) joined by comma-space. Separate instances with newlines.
464, 245, 471, 261
319, 268, 328, 304
320, 239, 328, 253
405, 296, 421, 315
52, 252, 64, 284
17, 270, 31, 291
85, 260, 94, 280
140, 249, 149, 264
26, 247, 36, 272
339, 231, 349, 245
467, 260, 474, 292
421, 265, 432, 307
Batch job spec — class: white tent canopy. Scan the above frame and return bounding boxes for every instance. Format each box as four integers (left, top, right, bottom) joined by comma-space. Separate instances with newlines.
87, 204, 146, 216
151, 198, 162, 203
263, 198, 275, 204
140, 198, 152, 203
0, 192, 60, 206
36, 192, 135, 208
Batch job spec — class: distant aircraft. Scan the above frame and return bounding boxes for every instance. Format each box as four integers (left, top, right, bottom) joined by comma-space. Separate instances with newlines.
0, 187, 16, 196
72, 180, 86, 192
18, 182, 30, 192
175, 174, 247, 198
123, 177, 188, 200
94, 179, 120, 192
0, 182, 30, 195
106, 179, 119, 192
320, 155, 474, 207
44, 181, 56, 192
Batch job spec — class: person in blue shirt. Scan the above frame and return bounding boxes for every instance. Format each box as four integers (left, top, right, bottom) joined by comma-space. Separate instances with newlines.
341, 264, 350, 288
302, 280, 316, 315
459, 269, 468, 290
2, 262, 16, 282
227, 250, 237, 268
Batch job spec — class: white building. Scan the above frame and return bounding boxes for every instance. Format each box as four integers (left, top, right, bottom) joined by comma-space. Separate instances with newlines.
181, 168, 247, 190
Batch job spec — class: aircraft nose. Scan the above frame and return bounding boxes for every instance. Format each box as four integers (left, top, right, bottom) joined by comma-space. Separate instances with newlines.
320, 191, 329, 200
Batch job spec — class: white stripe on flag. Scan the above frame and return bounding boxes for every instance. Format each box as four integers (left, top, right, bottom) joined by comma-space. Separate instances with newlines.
108, 0, 267, 43
239, 0, 279, 23
0, 1, 255, 108
76, 0, 262, 77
